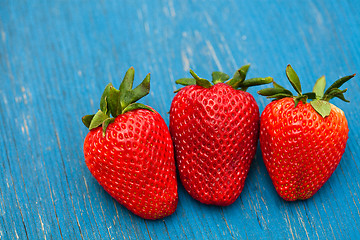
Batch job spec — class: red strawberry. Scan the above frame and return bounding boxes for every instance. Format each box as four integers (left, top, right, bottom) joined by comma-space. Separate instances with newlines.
169, 66, 272, 206
82, 67, 178, 219
258, 65, 355, 201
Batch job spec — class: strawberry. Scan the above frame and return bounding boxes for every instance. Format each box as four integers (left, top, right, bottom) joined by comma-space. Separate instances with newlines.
82, 67, 178, 219
169, 66, 272, 206
258, 65, 356, 201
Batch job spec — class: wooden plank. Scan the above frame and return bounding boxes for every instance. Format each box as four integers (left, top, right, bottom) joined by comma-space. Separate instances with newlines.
0, 0, 359, 239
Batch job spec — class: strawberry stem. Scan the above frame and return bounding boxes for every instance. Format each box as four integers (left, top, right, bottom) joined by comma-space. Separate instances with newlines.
174, 64, 272, 92
258, 64, 356, 118
82, 67, 154, 136
286, 65, 302, 95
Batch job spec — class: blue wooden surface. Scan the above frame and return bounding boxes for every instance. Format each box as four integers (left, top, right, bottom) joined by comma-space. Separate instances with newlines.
1, 0, 360, 239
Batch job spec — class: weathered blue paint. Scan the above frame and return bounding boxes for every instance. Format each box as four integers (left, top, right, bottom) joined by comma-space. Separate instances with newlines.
0, 0, 359, 239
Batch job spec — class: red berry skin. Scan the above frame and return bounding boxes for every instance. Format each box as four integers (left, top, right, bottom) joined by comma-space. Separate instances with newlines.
84, 109, 178, 220
260, 98, 349, 201
169, 83, 260, 206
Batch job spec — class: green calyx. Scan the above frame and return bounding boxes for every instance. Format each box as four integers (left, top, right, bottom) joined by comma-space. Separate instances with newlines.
82, 67, 153, 136
258, 64, 356, 118
174, 64, 273, 93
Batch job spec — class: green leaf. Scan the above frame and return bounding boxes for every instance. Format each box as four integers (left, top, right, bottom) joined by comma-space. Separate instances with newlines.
240, 77, 273, 88
131, 73, 151, 100
226, 71, 240, 86
108, 86, 122, 117
257, 87, 293, 96
273, 81, 286, 89
122, 73, 150, 108
82, 114, 95, 128
226, 64, 250, 88
266, 93, 293, 99
100, 83, 113, 115
327, 88, 347, 96
324, 88, 349, 102
324, 73, 356, 96
286, 65, 302, 94
226, 75, 239, 87
239, 64, 250, 77
174, 87, 184, 93
102, 118, 115, 137
310, 100, 331, 118
89, 110, 109, 130
211, 71, 230, 84
122, 103, 154, 114
175, 78, 196, 86
189, 69, 212, 88
312, 76, 326, 98
302, 92, 317, 100
119, 67, 135, 92
334, 92, 350, 102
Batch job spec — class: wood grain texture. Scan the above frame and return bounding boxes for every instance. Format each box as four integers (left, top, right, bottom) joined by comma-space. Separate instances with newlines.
1, 0, 359, 239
